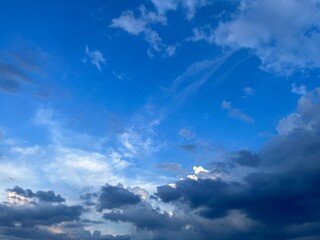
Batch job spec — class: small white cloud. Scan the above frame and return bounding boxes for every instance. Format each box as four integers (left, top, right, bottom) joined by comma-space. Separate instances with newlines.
165, 44, 177, 57
178, 128, 194, 139
242, 87, 254, 96
187, 165, 227, 181
84, 45, 106, 71
291, 84, 307, 96
221, 100, 255, 123
110, 11, 147, 35
193, 166, 209, 175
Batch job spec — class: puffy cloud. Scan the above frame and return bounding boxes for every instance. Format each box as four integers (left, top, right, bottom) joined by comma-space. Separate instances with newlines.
0, 187, 83, 229
221, 100, 254, 123
276, 88, 320, 135
153, 86, 320, 239
213, 0, 320, 74
103, 203, 182, 231
231, 150, 259, 167
97, 184, 141, 210
7, 186, 65, 203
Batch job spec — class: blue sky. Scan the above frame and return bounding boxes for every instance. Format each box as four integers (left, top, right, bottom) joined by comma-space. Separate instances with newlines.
1, 0, 320, 239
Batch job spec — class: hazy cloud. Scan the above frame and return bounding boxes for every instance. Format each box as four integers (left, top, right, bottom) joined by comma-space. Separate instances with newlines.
221, 100, 254, 123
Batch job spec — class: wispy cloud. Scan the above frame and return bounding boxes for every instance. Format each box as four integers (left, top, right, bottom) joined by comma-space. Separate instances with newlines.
212, 0, 320, 74
83, 45, 106, 71
0, 43, 48, 93
291, 83, 307, 96
221, 100, 254, 123
150, 0, 210, 20
110, 6, 166, 55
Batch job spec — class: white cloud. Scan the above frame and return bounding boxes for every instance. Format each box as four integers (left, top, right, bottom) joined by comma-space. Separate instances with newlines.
221, 100, 254, 123
11, 145, 41, 156
212, 0, 320, 74
110, 6, 166, 54
178, 128, 194, 139
150, 0, 210, 20
118, 129, 159, 158
187, 166, 227, 181
110, 11, 148, 35
242, 87, 254, 96
83, 45, 106, 71
291, 84, 307, 96
44, 147, 127, 187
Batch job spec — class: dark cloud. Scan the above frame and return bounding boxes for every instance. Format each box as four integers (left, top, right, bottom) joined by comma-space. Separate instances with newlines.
0, 203, 83, 227
103, 203, 182, 230
97, 184, 141, 210
0, 43, 47, 94
7, 186, 65, 203
154, 88, 320, 239
157, 162, 183, 172
180, 144, 197, 152
231, 150, 259, 167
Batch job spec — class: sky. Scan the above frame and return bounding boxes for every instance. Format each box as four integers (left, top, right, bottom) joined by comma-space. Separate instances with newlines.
1, 0, 320, 239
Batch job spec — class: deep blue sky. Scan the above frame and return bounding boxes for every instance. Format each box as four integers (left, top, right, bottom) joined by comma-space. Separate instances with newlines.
1, 1, 320, 239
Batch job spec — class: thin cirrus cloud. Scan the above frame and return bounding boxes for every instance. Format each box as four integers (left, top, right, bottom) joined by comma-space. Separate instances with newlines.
83, 45, 106, 71
221, 100, 255, 123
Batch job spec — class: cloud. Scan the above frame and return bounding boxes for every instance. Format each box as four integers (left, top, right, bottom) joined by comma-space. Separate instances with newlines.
153, 87, 320, 239
242, 87, 254, 97
178, 128, 194, 139
292, 84, 307, 96
157, 162, 183, 173
150, 0, 210, 20
83, 46, 106, 71
97, 184, 141, 211
231, 150, 259, 167
1, 187, 83, 228
0, 43, 48, 93
103, 203, 183, 231
110, 6, 166, 54
221, 100, 254, 123
180, 143, 197, 152
276, 88, 320, 135
213, 0, 320, 74
7, 186, 65, 203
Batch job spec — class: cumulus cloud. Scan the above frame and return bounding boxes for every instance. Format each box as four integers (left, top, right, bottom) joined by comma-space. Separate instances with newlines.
221, 100, 254, 123
97, 184, 141, 211
231, 149, 259, 167
213, 0, 320, 74
153, 87, 320, 239
7, 186, 65, 203
276, 88, 320, 135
